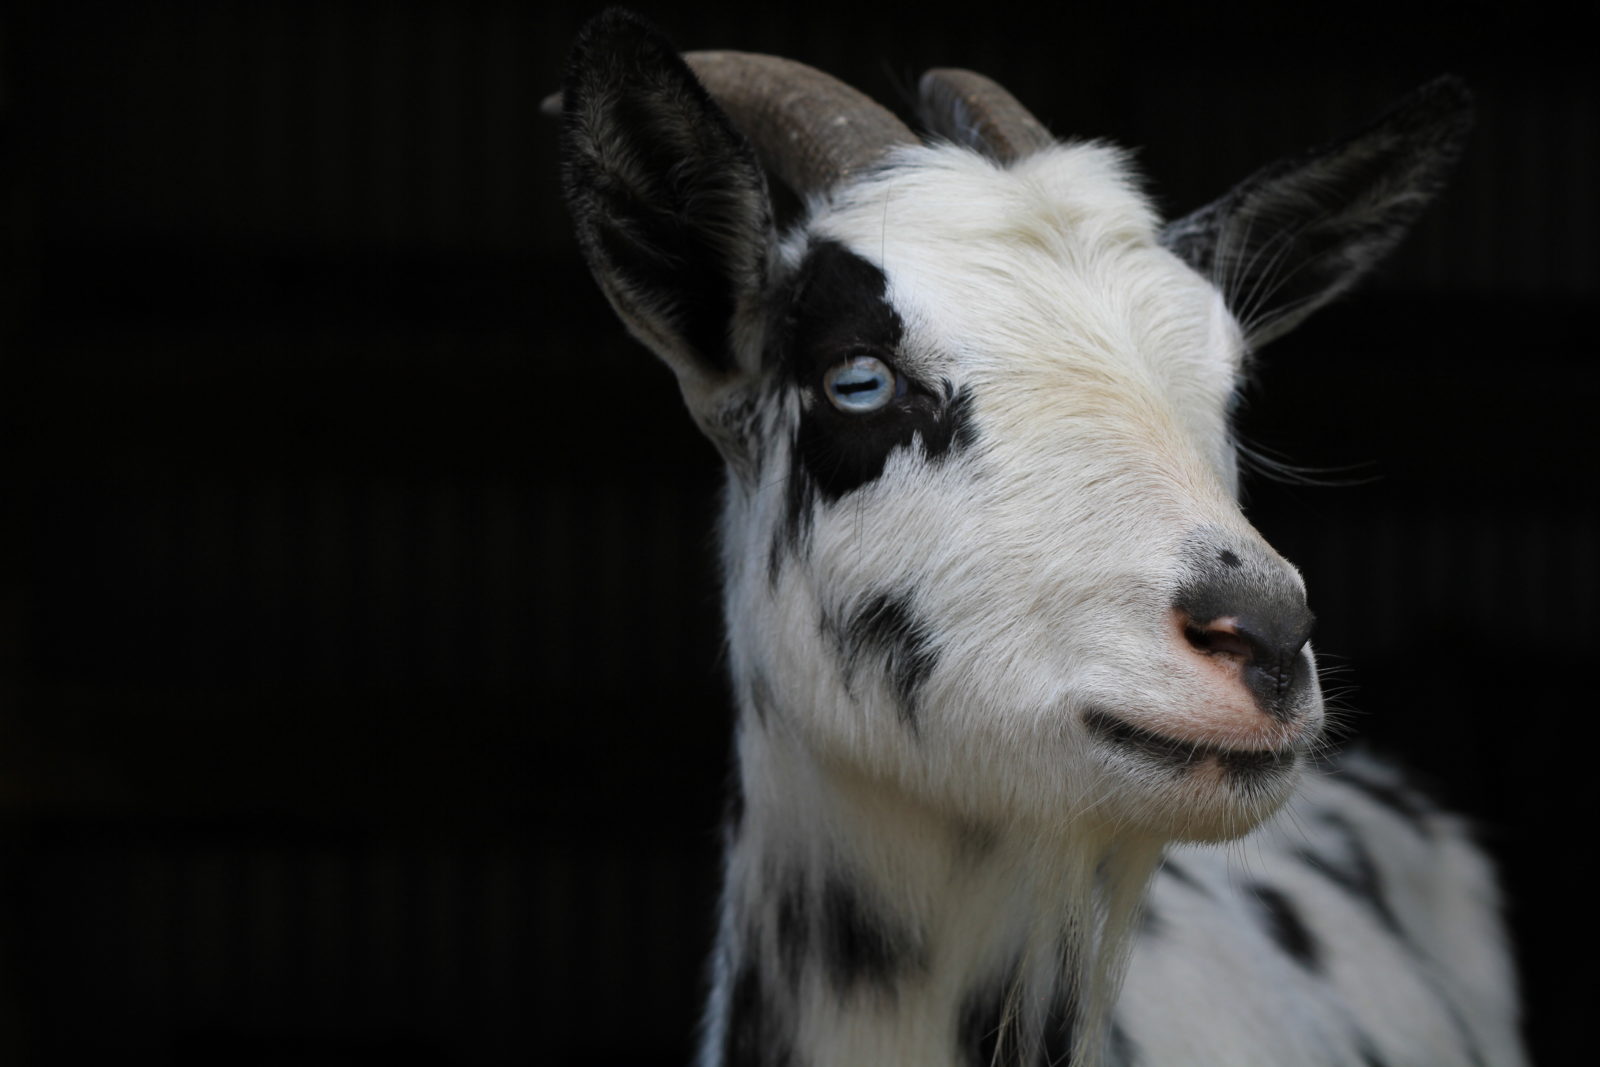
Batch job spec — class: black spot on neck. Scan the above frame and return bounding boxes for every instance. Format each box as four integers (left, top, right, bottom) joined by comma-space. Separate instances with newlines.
1247, 882, 1321, 971
722, 960, 792, 1067
958, 951, 1034, 1067
818, 876, 917, 994
1298, 813, 1403, 936
959, 976, 1025, 1067
775, 879, 809, 988
957, 951, 1080, 1067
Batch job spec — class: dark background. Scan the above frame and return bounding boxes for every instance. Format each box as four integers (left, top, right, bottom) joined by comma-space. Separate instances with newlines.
4, 1, 1592, 1064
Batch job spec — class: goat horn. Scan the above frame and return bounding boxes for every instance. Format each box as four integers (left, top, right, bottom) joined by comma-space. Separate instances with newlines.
685, 51, 918, 196
918, 69, 1054, 165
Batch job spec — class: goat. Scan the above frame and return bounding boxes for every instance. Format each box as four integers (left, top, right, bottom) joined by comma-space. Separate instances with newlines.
557, 10, 1525, 1066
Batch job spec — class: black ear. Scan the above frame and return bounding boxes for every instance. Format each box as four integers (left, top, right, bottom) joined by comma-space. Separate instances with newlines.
1161, 77, 1473, 349
560, 10, 775, 406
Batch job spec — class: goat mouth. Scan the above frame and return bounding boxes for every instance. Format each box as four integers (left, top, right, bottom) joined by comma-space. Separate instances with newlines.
1083, 709, 1301, 779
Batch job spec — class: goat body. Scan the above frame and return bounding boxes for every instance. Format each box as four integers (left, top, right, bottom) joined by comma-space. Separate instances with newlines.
558, 11, 1524, 1066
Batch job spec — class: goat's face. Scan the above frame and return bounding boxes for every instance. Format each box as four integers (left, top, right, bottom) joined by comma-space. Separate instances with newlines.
561, 11, 1471, 843
726, 148, 1313, 841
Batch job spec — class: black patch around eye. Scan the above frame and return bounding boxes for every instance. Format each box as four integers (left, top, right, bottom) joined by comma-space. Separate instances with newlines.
770, 241, 979, 504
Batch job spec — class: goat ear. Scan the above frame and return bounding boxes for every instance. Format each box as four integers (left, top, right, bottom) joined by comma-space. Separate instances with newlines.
560, 10, 774, 426
1161, 77, 1473, 348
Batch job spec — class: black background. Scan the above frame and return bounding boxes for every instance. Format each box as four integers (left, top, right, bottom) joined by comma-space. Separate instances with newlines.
4, 2, 1593, 1064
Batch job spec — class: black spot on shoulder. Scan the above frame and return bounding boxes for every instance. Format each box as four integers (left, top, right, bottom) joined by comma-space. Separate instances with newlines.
1159, 858, 1208, 895
1107, 1020, 1139, 1067
770, 241, 979, 504
1137, 899, 1163, 938
1218, 549, 1242, 568
819, 876, 915, 993
1338, 764, 1435, 835
842, 592, 940, 727
1356, 1039, 1390, 1067
1247, 882, 1320, 971
722, 961, 791, 1067
1298, 814, 1403, 936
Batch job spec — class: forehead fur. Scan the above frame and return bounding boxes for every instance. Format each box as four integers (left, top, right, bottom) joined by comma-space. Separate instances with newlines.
808, 143, 1232, 375
831, 140, 1160, 248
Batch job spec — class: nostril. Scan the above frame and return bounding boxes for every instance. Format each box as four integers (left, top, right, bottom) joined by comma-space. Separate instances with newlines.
1183, 615, 1256, 661
1177, 606, 1314, 719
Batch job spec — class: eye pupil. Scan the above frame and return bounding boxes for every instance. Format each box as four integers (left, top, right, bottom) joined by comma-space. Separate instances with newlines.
824, 356, 897, 413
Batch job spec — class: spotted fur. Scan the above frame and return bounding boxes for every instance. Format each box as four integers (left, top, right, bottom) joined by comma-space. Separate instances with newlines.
559, 10, 1522, 1066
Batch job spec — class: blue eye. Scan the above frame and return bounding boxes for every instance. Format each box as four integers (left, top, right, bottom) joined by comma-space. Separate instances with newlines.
823, 355, 902, 413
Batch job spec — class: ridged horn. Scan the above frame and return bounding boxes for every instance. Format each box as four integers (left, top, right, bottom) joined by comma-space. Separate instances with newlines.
684, 51, 918, 196
918, 68, 1054, 165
